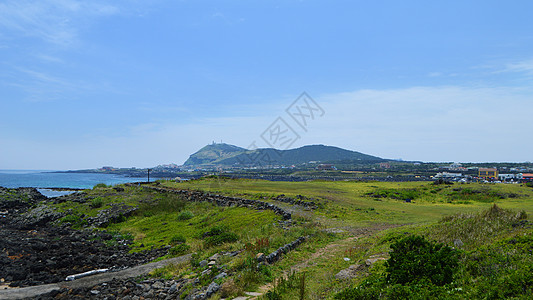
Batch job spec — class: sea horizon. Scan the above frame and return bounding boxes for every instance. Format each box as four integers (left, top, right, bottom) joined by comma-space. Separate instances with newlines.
0, 170, 153, 189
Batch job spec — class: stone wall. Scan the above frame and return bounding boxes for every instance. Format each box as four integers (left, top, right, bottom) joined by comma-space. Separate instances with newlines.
133, 185, 292, 220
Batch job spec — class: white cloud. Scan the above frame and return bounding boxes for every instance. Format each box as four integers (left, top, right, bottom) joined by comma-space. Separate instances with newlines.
305, 86, 533, 162
9, 67, 95, 102
0, 0, 120, 46
504, 59, 533, 75
2, 85, 531, 169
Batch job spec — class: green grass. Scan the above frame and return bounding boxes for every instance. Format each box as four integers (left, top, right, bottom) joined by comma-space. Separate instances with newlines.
334, 205, 533, 299
162, 178, 533, 227
42, 178, 533, 299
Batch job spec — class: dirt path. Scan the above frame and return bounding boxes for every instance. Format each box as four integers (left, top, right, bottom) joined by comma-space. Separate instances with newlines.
248, 224, 403, 299
0, 254, 191, 300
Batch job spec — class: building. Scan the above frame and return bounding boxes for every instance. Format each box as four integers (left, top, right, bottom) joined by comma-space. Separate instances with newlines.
478, 168, 498, 179
379, 162, 391, 169
498, 174, 519, 182
317, 164, 336, 171
522, 173, 533, 182
434, 172, 464, 181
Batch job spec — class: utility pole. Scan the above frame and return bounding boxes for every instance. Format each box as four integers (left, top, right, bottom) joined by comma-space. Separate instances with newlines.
147, 169, 151, 183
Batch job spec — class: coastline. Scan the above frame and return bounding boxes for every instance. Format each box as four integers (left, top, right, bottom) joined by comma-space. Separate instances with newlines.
0, 171, 154, 190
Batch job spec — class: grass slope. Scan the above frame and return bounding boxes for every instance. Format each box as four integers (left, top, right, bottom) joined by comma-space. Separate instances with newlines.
46, 179, 533, 299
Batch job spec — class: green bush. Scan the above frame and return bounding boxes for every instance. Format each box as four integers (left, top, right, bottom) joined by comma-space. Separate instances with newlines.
177, 210, 194, 220
386, 235, 458, 286
205, 232, 239, 247
60, 214, 80, 224
367, 188, 420, 201
90, 197, 104, 208
203, 225, 239, 247
170, 234, 186, 245
204, 224, 229, 237
59, 214, 87, 228
169, 244, 191, 256
93, 183, 108, 189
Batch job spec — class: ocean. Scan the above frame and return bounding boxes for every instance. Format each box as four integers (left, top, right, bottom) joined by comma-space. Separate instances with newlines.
0, 170, 153, 196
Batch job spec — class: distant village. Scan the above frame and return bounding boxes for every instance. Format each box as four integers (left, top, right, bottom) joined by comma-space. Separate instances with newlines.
97, 161, 533, 184
433, 163, 533, 183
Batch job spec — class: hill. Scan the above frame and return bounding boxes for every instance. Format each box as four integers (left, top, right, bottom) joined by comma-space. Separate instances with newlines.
183, 143, 246, 166
183, 143, 383, 166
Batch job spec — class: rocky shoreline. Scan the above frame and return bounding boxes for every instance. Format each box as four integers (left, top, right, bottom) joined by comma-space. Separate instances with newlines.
1, 186, 308, 299
0, 187, 168, 289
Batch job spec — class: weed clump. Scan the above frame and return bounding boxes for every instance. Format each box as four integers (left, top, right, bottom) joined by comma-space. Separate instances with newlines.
265, 271, 307, 300
177, 210, 194, 220
59, 214, 87, 228
366, 188, 420, 201
170, 234, 186, 245
434, 204, 528, 249
203, 225, 239, 247
169, 244, 191, 256
137, 194, 186, 217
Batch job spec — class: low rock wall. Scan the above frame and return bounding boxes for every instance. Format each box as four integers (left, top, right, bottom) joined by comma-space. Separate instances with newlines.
133, 185, 292, 220
259, 236, 307, 264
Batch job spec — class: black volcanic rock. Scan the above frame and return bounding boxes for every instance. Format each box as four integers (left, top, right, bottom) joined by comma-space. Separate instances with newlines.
0, 187, 46, 210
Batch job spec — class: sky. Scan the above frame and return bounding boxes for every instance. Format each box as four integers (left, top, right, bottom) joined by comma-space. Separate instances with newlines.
1, 0, 532, 170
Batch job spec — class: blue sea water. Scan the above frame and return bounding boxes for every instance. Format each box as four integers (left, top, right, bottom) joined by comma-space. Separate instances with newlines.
0, 170, 152, 190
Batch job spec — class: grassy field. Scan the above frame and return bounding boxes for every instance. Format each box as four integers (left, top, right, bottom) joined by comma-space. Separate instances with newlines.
162, 177, 533, 225
49, 178, 533, 299
155, 178, 533, 298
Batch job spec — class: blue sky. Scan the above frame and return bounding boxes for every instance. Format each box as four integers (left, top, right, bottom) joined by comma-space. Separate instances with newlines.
1, 0, 532, 169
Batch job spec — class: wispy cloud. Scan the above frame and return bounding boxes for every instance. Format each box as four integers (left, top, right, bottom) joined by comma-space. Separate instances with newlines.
34, 53, 65, 64
9, 67, 94, 102
503, 59, 533, 75
0, 0, 120, 47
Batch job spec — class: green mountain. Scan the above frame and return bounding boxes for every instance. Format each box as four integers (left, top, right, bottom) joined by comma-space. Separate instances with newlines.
183, 143, 383, 166
183, 143, 247, 166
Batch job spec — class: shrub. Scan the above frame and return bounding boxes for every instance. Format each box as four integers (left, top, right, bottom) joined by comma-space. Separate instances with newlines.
169, 244, 191, 256
170, 234, 186, 245
386, 234, 458, 286
205, 232, 239, 247
177, 210, 194, 220
220, 279, 241, 298
90, 197, 104, 208
59, 214, 87, 228
60, 214, 80, 224
93, 183, 108, 189
204, 224, 229, 237
203, 225, 239, 247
